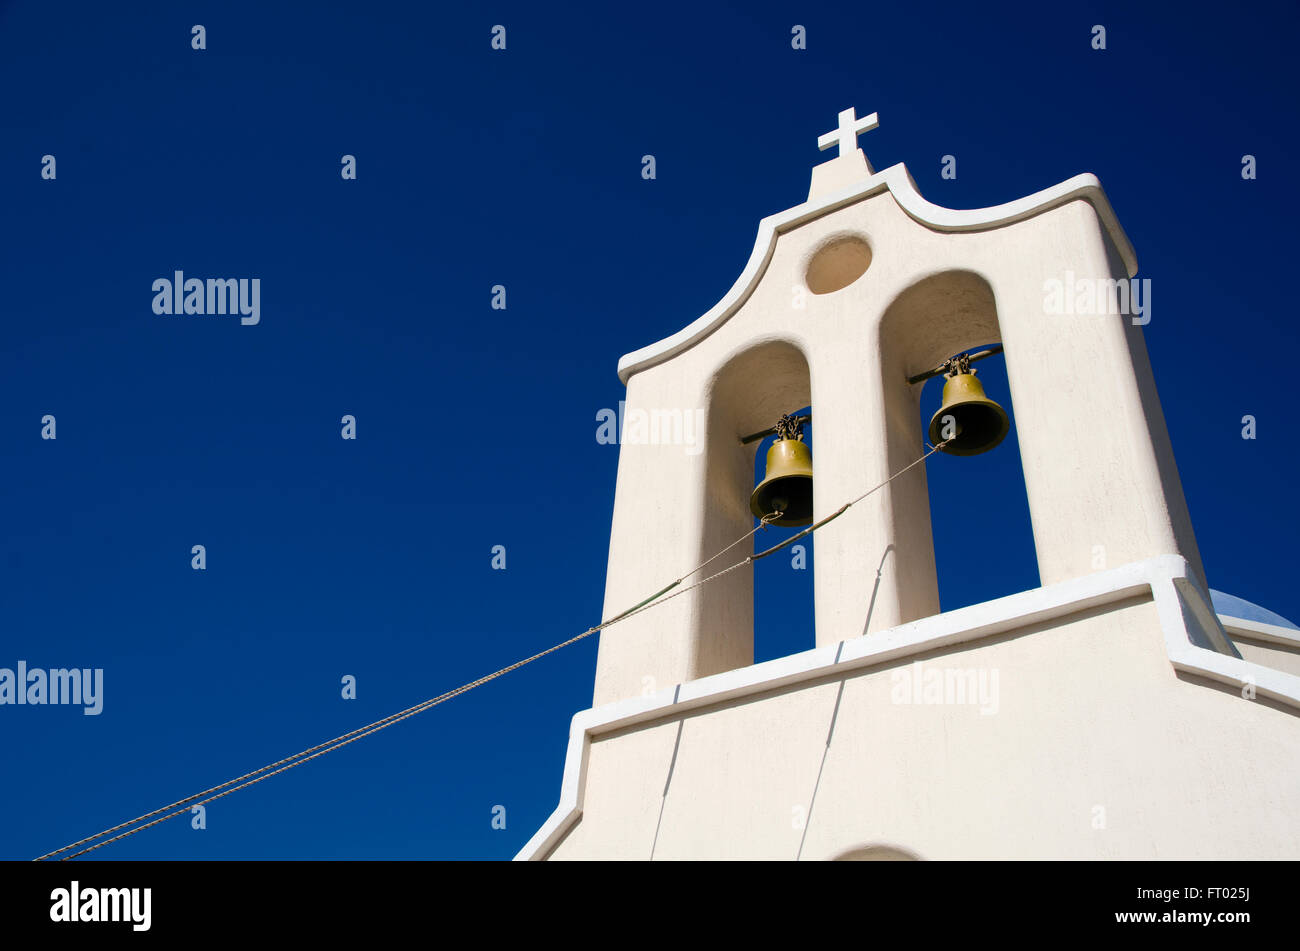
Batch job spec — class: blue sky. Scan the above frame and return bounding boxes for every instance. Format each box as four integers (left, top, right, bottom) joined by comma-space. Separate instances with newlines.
2, 0, 1296, 860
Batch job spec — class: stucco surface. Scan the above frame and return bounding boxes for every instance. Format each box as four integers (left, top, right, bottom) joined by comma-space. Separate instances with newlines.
553, 597, 1300, 860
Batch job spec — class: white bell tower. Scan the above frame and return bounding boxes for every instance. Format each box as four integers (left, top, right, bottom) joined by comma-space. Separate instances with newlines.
519, 110, 1300, 861
592, 106, 1204, 706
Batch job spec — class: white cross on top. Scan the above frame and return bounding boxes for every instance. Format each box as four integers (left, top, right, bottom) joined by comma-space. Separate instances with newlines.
817, 107, 879, 159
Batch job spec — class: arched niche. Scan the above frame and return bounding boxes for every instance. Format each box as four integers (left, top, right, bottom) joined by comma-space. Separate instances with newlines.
833, 844, 922, 861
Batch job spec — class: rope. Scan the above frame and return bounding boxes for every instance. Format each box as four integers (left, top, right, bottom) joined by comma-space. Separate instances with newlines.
35, 441, 947, 861
752, 440, 949, 561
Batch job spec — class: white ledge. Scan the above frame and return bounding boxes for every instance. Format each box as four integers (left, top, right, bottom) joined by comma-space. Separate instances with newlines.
616, 162, 1138, 384
1221, 615, 1300, 649
515, 554, 1300, 860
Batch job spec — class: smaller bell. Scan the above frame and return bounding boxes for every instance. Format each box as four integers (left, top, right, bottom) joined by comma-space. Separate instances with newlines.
750, 436, 814, 526
927, 367, 1010, 456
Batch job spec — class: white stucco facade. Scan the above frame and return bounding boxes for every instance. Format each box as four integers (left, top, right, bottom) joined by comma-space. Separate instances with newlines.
519, 113, 1300, 860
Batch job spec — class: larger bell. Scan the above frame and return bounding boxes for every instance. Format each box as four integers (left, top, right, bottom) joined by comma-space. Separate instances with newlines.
750, 437, 814, 526
927, 369, 1010, 456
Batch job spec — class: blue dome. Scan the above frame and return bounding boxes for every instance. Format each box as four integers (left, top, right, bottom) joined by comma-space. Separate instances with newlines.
1210, 590, 1300, 631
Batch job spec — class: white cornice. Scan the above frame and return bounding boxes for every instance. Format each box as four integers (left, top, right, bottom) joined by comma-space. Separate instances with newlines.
1221, 615, 1300, 649
616, 163, 1138, 384
515, 554, 1299, 860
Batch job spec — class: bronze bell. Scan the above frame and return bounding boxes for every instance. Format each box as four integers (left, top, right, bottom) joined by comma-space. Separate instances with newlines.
927, 367, 1010, 456
750, 436, 814, 526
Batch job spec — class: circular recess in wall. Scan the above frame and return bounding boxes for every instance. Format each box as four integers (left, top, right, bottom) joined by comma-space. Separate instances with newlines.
804, 235, 872, 295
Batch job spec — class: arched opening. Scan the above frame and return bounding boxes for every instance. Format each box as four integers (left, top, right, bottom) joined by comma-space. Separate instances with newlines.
699, 342, 811, 675
878, 271, 1039, 619
751, 403, 815, 663
918, 348, 1039, 610
833, 844, 921, 861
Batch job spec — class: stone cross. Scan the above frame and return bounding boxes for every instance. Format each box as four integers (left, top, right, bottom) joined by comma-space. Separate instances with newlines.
817, 107, 879, 159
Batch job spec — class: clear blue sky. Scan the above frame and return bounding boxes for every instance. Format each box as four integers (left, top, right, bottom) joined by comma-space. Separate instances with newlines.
3, 0, 1296, 860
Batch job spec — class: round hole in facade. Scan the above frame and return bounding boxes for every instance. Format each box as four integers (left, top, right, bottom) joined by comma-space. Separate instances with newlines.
805, 235, 872, 295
